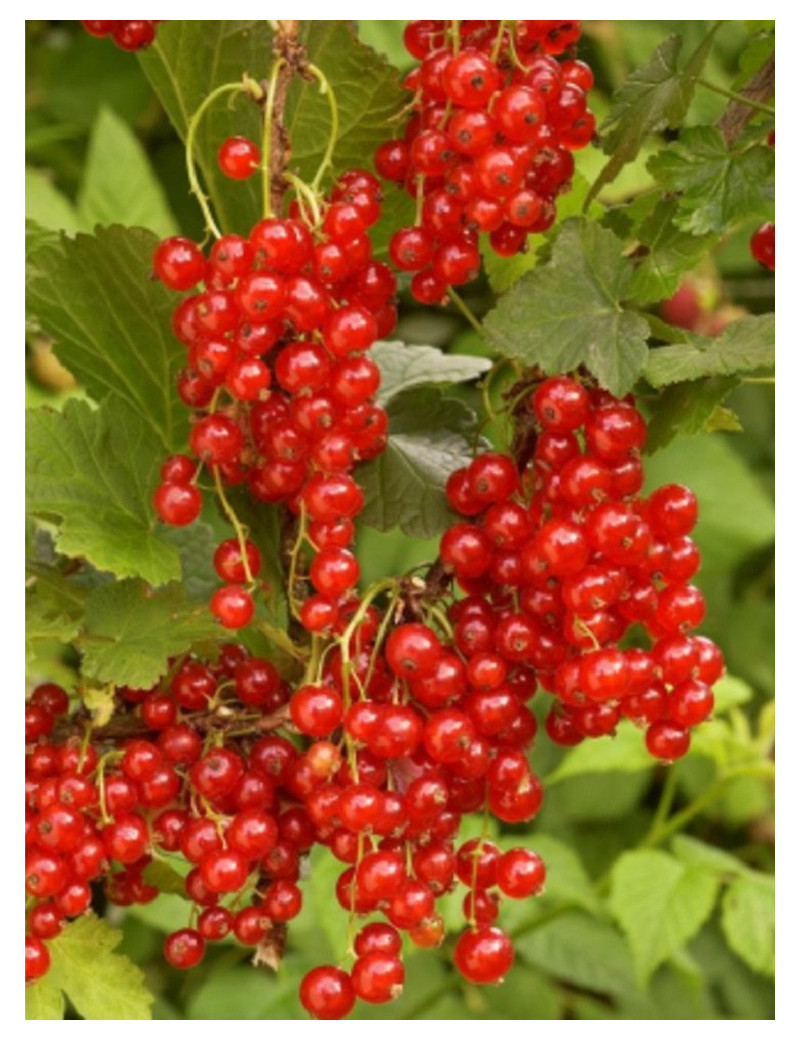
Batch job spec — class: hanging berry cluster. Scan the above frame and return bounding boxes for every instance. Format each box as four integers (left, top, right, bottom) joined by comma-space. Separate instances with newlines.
441, 377, 725, 761
152, 162, 396, 629
81, 20, 163, 51
374, 19, 594, 303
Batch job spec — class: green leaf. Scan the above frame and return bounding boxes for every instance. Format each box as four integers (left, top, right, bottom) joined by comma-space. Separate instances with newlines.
139, 22, 407, 236
644, 314, 774, 386
548, 720, 654, 783
588, 28, 720, 205
671, 835, 749, 879
45, 914, 153, 1020
372, 341, 491, 402
26, 399, 181, 585
25, 168, 82, 234
703, 405, 742, 434
516, 910, 636, 998
26, 226, 189, 451
81, 578, 221, 689
142, 859, 191, 898
83, 685, 116, 727
721, 874, 775, 976
648, 128, 774, 235
713, 674, 754, 713
358, 386, 479, 538
529, 834, 601, 913
25, 562, 87, 652
25, 979, 65, 1020
645, 376, 739, 452
78, 107, 179, 237
609, 850, 719, 986
483, 219, 650, 396
628, 199, 717, 305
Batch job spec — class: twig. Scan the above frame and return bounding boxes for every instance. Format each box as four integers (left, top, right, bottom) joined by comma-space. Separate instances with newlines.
716, 53, 775, 147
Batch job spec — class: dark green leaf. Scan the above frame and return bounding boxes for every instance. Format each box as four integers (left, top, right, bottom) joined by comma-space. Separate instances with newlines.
26, 399, 181, 585
45, 914, 153, 1020
372, 341, 492, 402
644, 314, 774, 385
483, 218, 649, 396
609, 849, 719, 985
721, 874, 775, 976
26, 226, 189, 451
648, 127, 774, 234
588, 28, 720, 205
78, 107, 179, 237
81, 578, 221, 689
358, 386, 479, 538
645, 376, 739, 452
142, 859, 191, 898
628, 199, 717, 305
139, 22, 407, 236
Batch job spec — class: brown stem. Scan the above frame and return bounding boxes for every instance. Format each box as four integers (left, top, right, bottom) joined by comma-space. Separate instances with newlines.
716, 53, 775, 147
268, 20, 307, 216
47, 704, 289, 746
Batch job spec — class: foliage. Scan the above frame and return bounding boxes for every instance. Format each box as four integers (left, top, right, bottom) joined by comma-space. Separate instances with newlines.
25, 19, 774, 1021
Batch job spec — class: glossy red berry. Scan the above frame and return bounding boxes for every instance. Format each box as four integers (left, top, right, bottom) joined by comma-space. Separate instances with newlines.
218, 136, 261, 179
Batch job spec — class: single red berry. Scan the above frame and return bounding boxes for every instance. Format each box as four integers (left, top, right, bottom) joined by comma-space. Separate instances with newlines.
218, 136, 261, 179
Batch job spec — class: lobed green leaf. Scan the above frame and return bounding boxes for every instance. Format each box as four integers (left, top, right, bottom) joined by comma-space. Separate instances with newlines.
483, 218, 650, 396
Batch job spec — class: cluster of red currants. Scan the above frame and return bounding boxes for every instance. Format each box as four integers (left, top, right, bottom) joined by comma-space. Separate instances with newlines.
440, 376, 725, 762
374, 19, 593, 303
152, 166, 397, 629
80, 20, 162, 51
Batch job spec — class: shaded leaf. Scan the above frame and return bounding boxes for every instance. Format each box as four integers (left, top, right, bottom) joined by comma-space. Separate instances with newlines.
645, 376, 738, 452
78, 107, 179, 237
25, 562, 87, 652
358, 386, 479, 538
644, 314, 774, 386
142, 859, 191, 898
609, 850, 719, 985
529, 834, 601, 913
588, 28, 720, 205
721, 874, 775, 976
516, 910, 636, 998
26, 226, 189, 451
45, 914, 153, 1020
372, 341, 491, 403
484, 219, 649, 396
648, 127, 774, 234
628, 199, 716, 305
81, 578, 220, 689
26, 399, 181, 585
671, 835, 749, 879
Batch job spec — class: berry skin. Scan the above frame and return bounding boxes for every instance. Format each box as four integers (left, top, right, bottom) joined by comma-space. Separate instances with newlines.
218, 136, 261, 179
153, 482, 202, 526
153, 237, 206, 291
750, 222, 775, 270
163, 929, 205, 970
454, 925, 514, 984
210, 585, 255, 629
26, 935, 51, 982
299, 966, 355, 1020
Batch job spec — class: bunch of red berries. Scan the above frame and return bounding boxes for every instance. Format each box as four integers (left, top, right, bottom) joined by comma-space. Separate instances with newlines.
152, 167, 397, 629
374, 19, 594, 302
80, 20, 162, 51
440, 376, 724, 762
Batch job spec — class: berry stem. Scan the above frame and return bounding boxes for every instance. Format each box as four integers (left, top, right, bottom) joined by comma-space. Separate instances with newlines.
447, 288, 487, 339
698, 77, 775, 117
211, 465, 255, 586
262, 56, 288, 218
185, 80, 262, 240
284, 172, 322, 227
307, 63, 340, 194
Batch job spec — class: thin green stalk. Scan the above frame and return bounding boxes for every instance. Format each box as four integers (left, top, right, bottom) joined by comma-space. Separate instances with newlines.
697, 77, 775, 116
447, 288, 487, 339
185, 81, 251, 240
307, 63, 339, 193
